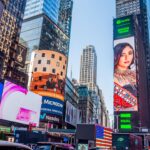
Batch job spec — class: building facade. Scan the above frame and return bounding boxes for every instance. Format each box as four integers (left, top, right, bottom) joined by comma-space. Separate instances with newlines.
20, 15, 69, 62
79, 45, 97, 92
0, 0, 28, 87
77, 85, 93, 124
116, 0, 140, 17
24, 0, 60, 24
58, 0, 73, 37
65, 77, 79, 127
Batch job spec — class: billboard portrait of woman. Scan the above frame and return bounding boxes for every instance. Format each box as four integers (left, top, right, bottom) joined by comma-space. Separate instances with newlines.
114, 41, 138, 111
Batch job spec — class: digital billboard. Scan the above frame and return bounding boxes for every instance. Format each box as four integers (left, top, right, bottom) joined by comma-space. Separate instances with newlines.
65, 101, 79, 126
114, 37, 138, 111
114, 16, 134, 40
40, 113, 62, 124
0, 80, 42, 126
41, 96, 64, 116
30, 50, 67, 101
0, 82, 3, 99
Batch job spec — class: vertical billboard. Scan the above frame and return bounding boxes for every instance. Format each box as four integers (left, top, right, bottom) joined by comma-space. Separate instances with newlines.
114, 36, 138, 111
15, 43, 27, 67
0, 80, 42, 126
65, 101, 80, 126
30, 50, 67, 101
113, 16, 134, 40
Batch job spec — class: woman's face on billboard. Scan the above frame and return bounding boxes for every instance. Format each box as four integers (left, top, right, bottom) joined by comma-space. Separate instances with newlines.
117, 46, 134, 70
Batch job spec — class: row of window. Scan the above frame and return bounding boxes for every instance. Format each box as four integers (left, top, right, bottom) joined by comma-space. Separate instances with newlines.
34, 67, 64, 76
37, 53, 66, 62
36, 59, 66, 69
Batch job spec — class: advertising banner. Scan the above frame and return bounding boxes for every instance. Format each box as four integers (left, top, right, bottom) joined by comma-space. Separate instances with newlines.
0, 80, 42, 126
30, 50, 67, 101
114, 15, 134, 40
41, 96, 64, 116
15, 43, 27, 67
65, 101, 79, 126
114, 37, 138, 111
40, 113, 62, 124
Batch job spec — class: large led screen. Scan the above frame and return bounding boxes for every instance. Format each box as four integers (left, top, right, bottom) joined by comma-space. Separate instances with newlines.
30, 50, 67, 101
0, 82, 3, 99
41, 96, 64, 116
65, 101, 79, 126
40, 113, 62, 124
0, 80, 42, 126
114, 37, 138, 111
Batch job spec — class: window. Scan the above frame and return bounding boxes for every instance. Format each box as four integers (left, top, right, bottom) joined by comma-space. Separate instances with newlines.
38, 60, 41, 64
59, 56, 62, 61
43, 67, 46, 72
34, 85, 38, 89
34, 67, 37, 72
61, 71, 63, 76
63, 65, 65, 70
42, 53, 45, 57
52, 68, 55, 73
47, 60, 50, 64
51, 54, 55, 58
39, 76, 42, 80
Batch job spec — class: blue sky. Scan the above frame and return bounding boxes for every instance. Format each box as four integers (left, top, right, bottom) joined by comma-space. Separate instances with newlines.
67, 0, 116, 115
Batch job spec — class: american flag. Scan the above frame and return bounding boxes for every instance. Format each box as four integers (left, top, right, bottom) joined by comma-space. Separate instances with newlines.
95, 125, 113, 149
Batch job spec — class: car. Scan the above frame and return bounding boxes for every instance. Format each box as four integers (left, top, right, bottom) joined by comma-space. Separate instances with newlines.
35, 142, 74, 150
0, 140, 32, 150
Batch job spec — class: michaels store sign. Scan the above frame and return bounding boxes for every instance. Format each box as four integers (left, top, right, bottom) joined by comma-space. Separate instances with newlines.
41, 96, 64, 116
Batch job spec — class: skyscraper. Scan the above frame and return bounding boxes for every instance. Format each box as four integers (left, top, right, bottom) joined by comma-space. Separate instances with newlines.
114, 0, 150, 131
79, 45, 97, 92
20, 0, 73, 130
0, 0, 28, 87
24, 0, 60, 24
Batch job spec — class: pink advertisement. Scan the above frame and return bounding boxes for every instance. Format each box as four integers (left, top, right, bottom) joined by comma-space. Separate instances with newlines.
0, 80, 42, 126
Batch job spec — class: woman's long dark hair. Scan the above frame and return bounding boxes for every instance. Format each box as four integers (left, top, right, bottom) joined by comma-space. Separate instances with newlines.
114, 43, 134, 68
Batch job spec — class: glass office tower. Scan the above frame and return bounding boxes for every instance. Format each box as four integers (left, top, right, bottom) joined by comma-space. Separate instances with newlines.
24, 0, 60, 24
20, 15, 69, 62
